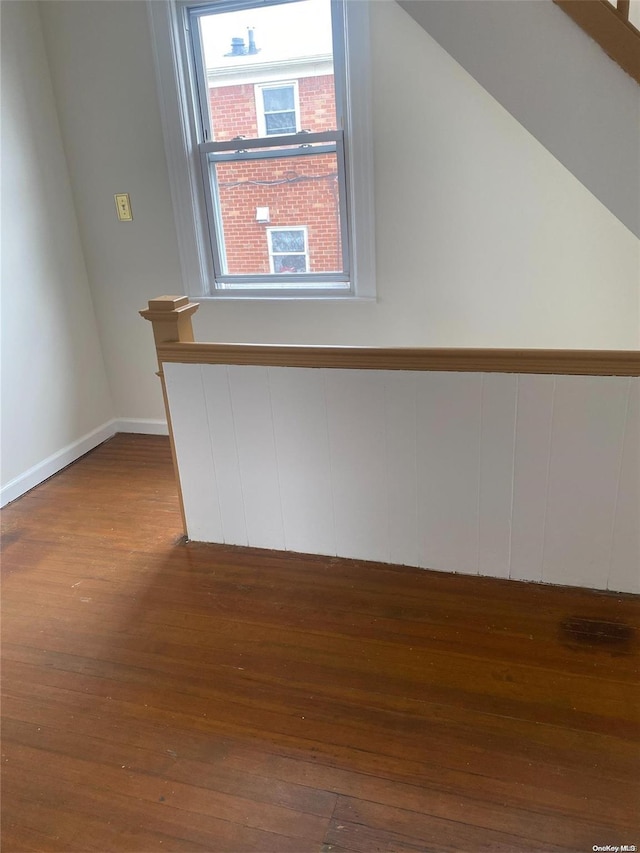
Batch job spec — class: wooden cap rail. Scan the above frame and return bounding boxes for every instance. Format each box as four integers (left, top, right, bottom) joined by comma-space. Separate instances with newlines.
142, 297, 640, 376
155, 341, 640, 375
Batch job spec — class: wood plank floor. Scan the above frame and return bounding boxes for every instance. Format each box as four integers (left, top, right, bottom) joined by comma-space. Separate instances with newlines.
1, 433, 639, 853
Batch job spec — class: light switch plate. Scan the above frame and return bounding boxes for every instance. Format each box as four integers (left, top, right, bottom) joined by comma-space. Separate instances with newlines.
114, 193, 133, 221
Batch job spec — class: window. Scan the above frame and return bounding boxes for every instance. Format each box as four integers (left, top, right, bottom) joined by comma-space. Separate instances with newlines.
256, 82, 300, 137
190, 0, 348, 291
268, 227, 308, 273
148, 0, 375, 299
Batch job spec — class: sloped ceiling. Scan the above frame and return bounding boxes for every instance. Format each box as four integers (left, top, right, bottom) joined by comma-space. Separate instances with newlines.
397, 0, 640, 237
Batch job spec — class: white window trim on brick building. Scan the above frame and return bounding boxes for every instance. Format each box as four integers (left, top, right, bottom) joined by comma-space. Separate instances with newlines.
255, 81, 301, 137
267, 226, 309, 273
147, 0, 376, 300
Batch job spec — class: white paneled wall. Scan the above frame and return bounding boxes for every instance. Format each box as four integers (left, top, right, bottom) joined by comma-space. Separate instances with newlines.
164, 364, 639, 593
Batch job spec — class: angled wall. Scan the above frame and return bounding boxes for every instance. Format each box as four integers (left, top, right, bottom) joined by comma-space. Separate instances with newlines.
398, 0, 640, 238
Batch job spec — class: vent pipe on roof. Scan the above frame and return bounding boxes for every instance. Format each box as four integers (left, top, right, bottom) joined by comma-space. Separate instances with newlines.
228, 37, 246, 56
247, 28, 258, 54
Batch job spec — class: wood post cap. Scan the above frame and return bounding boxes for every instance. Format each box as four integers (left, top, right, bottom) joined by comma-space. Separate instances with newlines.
147, 296, 190, 311
140, 296, 199, 321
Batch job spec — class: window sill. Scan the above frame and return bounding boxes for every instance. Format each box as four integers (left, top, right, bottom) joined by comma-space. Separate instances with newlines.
193, 293, 377, 303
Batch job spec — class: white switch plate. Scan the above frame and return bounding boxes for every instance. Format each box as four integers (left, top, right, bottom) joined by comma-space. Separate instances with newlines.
114, 193, 133, 221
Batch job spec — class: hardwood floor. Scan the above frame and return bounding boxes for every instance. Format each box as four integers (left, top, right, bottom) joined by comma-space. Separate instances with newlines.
1, 433, 638, 852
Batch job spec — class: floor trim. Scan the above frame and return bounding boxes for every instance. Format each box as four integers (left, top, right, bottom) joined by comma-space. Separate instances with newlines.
115, 418, 168, 436
1, 420, 118, 507
1, 419, 169, 506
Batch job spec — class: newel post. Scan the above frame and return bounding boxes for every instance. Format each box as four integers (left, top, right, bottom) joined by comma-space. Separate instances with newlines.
139, 295, 199, 369
140, 295, 200, 536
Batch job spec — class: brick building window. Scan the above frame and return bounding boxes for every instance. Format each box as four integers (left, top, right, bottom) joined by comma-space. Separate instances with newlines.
149, 0, 375, 298
268, 227, 308, 273
256, 82, 300, 136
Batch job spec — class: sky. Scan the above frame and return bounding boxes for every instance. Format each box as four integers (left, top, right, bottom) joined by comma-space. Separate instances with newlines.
200, 0, 334, 69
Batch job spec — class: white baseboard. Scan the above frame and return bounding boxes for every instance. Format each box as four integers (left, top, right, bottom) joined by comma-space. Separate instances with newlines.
115, 418, 168, 435
1, 418, 170, 507
1, 419, 119, 507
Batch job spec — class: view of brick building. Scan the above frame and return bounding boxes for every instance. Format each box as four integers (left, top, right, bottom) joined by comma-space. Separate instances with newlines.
202, 4, 343, 278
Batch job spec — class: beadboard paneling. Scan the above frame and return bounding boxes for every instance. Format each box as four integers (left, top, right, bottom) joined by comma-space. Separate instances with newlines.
609, 379, 640, 593
325, 370, 389, 562
269, 367, 335, 556
384, 371, 420, 568
509, 375, 555, 583
416, 372, 482, 574
202, 365, 248, 546
164, 364, 639, 593
542, 376, 629, 589
478, 374, 518, 580
226, 365, 285, 550
164, 363, 222, 543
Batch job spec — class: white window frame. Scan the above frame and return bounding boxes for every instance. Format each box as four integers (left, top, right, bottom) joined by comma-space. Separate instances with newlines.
147, 0, 376, 300
267, 226, 309, 273
255, 81, 301, 138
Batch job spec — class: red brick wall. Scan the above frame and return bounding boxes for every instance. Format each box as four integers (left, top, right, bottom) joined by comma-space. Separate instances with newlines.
217, 153, 342, 274
297, 75, 336, 133
208, 74, 342, 277
209, 75, 336, 140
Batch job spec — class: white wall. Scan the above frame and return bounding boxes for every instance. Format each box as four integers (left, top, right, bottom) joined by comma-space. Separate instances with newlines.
1, 0, 114, 502
39, 0, 639, 424
165, 362, 639, 594
39, 0, 184, 423
399, 0, 640, 237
